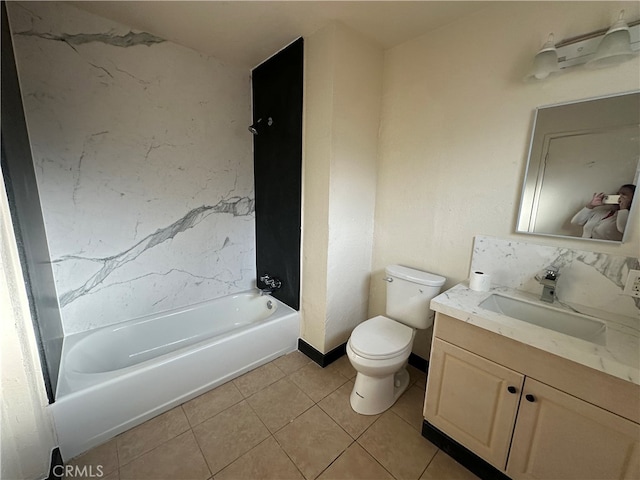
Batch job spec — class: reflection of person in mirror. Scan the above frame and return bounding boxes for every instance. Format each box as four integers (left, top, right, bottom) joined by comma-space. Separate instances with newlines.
570, 184, 635, 240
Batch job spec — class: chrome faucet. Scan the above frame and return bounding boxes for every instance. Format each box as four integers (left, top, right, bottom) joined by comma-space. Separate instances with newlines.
259, 274, 282, 296
535, 266, 559, 303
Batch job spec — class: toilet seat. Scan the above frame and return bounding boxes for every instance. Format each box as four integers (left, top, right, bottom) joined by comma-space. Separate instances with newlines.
349, 316, 413, 360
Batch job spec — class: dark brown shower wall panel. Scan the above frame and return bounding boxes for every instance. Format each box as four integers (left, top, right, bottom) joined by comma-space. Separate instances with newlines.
251, 38, 303, 310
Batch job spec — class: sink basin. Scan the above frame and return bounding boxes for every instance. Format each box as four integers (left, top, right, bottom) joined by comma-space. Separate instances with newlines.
479, 294, 607, 345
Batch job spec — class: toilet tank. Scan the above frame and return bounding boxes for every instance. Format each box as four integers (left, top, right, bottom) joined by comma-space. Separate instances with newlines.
385, 265, 446, 329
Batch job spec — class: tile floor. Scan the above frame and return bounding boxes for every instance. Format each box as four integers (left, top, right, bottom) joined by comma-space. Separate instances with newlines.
67, 351, 479, 480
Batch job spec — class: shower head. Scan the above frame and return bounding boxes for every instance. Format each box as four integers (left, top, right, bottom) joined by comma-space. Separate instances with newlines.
248, 117, 273, 135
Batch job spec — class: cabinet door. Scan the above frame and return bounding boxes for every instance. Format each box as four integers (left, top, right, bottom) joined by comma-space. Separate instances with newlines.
507, 377, 640, 480
424, 338, 524, 470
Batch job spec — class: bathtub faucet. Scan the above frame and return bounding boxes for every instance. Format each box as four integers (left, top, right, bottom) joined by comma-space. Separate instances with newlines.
259, 274, 282, 295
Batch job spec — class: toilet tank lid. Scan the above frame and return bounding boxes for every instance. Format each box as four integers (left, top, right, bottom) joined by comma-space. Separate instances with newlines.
385, 265, 445, 287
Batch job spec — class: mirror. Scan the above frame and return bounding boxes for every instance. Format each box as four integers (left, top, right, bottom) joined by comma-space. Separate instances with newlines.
517, 91, 640, 243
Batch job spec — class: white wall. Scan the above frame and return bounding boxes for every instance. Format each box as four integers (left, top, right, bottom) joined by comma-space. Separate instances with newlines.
1, 173, 57, 480
370, 1, 640, 360
302, 22, 383, 353
8, 1, 255, 335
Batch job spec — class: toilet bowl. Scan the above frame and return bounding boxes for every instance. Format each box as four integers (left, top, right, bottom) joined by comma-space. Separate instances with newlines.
347, 316, 414, 415
347, 265, 445, 415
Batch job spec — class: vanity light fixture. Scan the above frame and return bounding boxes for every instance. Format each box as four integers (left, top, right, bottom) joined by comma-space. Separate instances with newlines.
524, 33, 560, 81
525, 10, 639, 81
586, 10, 635, 68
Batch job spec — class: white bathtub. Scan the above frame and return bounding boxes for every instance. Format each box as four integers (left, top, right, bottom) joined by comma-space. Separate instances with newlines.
51, 291, 299, 461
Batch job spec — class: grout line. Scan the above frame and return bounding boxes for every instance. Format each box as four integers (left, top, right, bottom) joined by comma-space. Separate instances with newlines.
270, 433, 308, 480
114, 408, 189, 468
420, 448, 442, 479
112, 435, 121, 479
242, 388, 278, 433
242, 372, 315, 435
117, 430, 202, 477
312, 438, 357, 479
361, 442, 398, 480
191, 425, 214, 479
182, 382, 245, 429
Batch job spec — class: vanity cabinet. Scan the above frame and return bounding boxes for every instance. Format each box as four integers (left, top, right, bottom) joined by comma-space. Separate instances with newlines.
507, 377, 640, 479
424, 313, 640, 480
425, 338, 523, 468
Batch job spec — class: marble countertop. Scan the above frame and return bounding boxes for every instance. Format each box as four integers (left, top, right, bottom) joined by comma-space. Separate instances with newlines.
431, 283, 640, 386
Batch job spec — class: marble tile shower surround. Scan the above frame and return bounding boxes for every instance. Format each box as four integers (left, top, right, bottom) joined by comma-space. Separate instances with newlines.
470, 235, 639, 320
8, 2, 256, 334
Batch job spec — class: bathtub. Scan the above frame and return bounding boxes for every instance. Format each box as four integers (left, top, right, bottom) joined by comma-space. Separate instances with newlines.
50, 291, 299, 461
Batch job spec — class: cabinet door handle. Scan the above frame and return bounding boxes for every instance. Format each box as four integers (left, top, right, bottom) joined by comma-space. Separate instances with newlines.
507, 386, 517, 394
525, 394, 536, 402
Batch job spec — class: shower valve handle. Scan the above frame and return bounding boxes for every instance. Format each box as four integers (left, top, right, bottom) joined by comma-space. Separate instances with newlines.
260, 274, 281, 290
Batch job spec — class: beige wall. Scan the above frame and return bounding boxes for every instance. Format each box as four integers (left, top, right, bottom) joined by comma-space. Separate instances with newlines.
301, 24, 333, 352
302, 22, 383, 353
370, 1, 640, 360
1, 172, 57, 480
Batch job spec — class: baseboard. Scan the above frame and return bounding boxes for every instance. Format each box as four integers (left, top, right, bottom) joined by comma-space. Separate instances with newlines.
298, 338, 430, 373
421, 420, 511, 480
46, 447, 63, 480
297, 339, 346, 367
408, 353, 428, 372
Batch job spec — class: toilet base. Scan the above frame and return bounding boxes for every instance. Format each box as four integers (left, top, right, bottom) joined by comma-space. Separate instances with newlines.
350, 367, 411, 415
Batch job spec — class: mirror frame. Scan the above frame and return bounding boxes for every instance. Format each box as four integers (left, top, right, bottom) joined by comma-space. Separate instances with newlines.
516, 91, 640, 244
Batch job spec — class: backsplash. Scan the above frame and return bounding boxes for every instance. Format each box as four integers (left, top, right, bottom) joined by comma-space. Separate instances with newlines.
8, 2, 255, 334
471, 235, 639, 319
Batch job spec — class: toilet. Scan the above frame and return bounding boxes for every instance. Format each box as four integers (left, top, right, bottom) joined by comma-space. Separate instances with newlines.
347, 265, 445, 415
